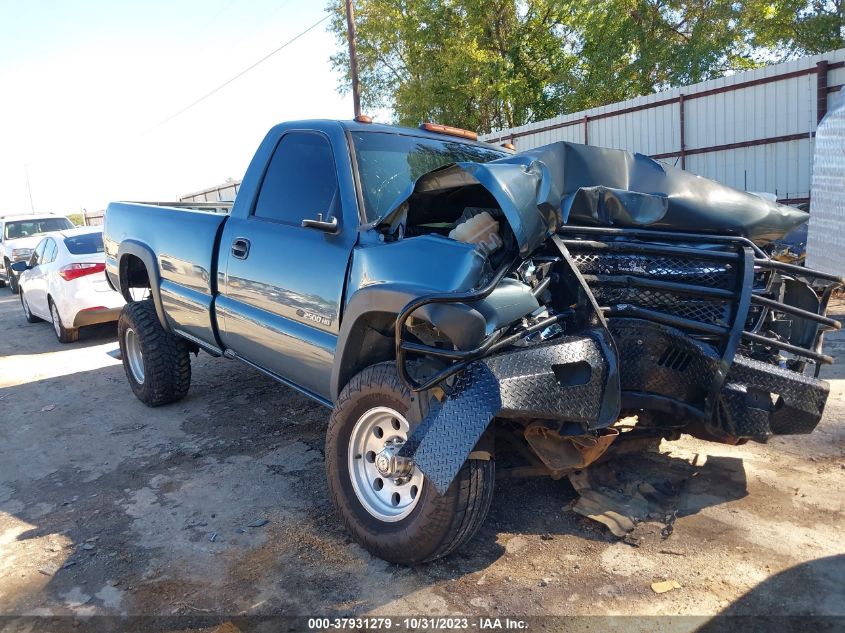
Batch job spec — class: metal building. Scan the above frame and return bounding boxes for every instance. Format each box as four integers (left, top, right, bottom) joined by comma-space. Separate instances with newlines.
481, 49, 845, 205
179, 179, 241, 204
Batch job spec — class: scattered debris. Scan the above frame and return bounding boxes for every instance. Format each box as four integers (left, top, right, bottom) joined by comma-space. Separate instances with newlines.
568, 452, 695, 538
41, 404, 56, 412
651, 580, 681, 594
658, 549, 686, 556
661, 511, 678, 539
540, 533, 553, 541
246, 518, 269, 528
208, 532, 218, 543
81, 542, 96, 551
38, 563, 60, 576
539, 578, 551, 587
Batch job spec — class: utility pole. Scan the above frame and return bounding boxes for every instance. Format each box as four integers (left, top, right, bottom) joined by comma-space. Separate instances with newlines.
24, 163, 35, 213
344, 0, 362, 118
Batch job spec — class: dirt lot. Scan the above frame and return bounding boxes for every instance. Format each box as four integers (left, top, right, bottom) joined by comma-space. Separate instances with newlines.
1, 289, 844, 627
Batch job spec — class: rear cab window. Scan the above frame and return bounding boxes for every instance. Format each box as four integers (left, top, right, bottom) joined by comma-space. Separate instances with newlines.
65, 232, 104, 255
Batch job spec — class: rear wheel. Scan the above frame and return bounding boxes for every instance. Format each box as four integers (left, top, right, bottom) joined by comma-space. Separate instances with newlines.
326, 363, 495, 564
49, 298, 78, 343
118, 300, 191, 407
20, 291, 40, 323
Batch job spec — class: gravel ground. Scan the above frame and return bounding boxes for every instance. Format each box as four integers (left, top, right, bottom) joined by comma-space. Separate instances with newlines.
0, 290, 843, 627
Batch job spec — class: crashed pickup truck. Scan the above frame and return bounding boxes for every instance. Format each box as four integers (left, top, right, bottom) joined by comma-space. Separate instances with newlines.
103, 119, 842, 564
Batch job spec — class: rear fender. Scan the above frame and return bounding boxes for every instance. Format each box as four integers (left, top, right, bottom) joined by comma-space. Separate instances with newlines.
116, 240, 169, 332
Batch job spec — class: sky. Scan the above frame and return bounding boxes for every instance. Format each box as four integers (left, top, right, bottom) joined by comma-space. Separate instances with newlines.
0, 0, 361, 215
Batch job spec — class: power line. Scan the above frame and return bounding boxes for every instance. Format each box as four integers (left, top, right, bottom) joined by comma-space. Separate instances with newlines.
148, 13, 331, 132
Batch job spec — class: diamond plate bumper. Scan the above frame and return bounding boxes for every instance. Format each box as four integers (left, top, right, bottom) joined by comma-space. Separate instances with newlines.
399, 331, 618, 493
610, 318, 831, 438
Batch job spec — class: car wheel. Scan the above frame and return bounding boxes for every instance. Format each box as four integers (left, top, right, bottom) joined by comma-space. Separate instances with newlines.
50, 299, 78, 343
326, 363, 495, 564
20, 291, 41, 323
8, 270, 20, 294
117, 299, 191, 407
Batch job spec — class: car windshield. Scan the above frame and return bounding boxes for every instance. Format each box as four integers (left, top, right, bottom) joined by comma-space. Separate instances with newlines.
351, 131, 507, 222
64, 232, 104, 255
4, 218, 74, 240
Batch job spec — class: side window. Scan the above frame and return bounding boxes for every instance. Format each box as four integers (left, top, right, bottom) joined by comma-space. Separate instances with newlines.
32, 239, 48, 266
43, 239, 57, 264
253, 132, 338, 225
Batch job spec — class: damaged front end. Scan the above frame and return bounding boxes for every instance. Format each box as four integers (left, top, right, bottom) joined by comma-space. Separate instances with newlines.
379, 142, 842, 494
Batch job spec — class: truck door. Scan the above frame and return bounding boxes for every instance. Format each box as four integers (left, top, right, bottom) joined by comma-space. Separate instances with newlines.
216, 130, 356, 402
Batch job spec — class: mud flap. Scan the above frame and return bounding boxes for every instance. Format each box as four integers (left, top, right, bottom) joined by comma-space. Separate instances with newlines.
399, 363, 501, 494
399, 332, 620, 494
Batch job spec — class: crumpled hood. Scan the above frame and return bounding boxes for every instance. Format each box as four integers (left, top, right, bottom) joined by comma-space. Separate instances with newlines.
387, 141, 809, 256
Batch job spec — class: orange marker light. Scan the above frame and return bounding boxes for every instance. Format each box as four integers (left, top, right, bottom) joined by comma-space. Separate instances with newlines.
420, 122, 478, 141
355, 114, 373, 123
502, 142, 516, 151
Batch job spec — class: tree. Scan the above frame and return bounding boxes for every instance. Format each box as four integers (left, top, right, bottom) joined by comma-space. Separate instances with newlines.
328, 0, 578, 132
327, 0, 845, 133
748, 0, 844, 56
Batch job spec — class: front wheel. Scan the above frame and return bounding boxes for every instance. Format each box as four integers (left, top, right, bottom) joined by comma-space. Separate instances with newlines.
21, 291, 41, 323
326, 363, 495, 564
8, 269, 19, 294
118, 300, 191, 407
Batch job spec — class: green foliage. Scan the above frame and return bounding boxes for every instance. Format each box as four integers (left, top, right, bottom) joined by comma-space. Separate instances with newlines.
67, 213, 84, 226
328, 1, 844, 134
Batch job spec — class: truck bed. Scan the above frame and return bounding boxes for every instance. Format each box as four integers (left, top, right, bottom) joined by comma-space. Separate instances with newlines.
103, 202, 228, 351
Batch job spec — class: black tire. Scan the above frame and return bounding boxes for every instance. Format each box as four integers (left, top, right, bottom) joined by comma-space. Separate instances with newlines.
117, 300, 191, 407
8, 269, 19, 294
326, 363, 495, 564
20, 290, 41, 323
49, 298, 78, 343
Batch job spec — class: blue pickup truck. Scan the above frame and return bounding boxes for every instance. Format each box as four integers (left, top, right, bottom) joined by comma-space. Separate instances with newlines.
103, 118, 841, 563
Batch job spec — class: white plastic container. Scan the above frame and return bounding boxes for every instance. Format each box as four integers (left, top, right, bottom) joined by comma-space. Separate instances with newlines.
449, 211, 502, 255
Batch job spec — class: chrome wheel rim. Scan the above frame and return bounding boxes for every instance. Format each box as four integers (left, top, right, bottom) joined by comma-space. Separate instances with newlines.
124, 327, 145, 384
51, 303, 62, 337
348, 406, 424, 522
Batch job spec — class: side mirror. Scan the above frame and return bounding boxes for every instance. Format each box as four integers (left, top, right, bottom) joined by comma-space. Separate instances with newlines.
10, 261, 29, 273
302, 213, 339, 234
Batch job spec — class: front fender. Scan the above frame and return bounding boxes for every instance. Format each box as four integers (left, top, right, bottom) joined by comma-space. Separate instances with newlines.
330, 283, 489, 401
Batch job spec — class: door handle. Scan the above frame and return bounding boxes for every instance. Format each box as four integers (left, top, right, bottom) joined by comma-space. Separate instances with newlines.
301, 213, 339, 234
231, 238, 250, 259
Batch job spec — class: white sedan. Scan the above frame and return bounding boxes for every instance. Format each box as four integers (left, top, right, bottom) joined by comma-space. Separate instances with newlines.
13, 227, 125, 343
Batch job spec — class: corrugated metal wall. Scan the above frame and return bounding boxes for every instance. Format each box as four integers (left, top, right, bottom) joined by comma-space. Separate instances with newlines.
481, 49, 845, 204
180, 180, 240, 203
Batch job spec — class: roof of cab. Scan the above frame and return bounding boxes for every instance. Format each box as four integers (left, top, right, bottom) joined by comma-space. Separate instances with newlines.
278, 119, 508, 153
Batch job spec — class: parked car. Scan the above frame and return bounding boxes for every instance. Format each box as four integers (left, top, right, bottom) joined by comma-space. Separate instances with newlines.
0, 214, 75, 293
12, 227, 125, 342
103, 119, 842, 564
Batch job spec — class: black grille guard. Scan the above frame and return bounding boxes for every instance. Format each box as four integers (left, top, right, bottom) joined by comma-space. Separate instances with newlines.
395, 226, 842, 422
